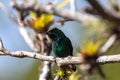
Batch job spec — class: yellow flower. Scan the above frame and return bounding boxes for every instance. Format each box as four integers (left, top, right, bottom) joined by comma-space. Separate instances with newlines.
81, 41, 100, 57
27, 0, 70, 32
27, 11, 53, 32
57, 68, 73, 79
58, 69, 65, 77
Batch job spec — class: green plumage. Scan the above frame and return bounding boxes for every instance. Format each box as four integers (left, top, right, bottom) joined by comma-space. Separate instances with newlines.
53, 37, 73, 57
47, 28, 73, 57
47, 28, 76, 72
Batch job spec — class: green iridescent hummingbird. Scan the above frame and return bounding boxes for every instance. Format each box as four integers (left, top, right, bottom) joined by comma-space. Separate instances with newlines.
47, 28, 76, 72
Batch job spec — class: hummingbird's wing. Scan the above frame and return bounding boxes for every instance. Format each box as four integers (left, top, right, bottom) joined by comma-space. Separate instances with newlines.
53, 37, 73, 57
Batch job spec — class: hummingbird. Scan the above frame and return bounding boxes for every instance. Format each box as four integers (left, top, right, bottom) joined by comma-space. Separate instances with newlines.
47, 28, 76, 72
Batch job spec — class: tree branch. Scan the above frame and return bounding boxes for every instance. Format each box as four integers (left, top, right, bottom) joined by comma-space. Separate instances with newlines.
11, 1, 97, 24
87, 0, 120, 23
0, 38, 120, 66
97, 54, 120, 64
19, 25, 40, 52
39, 34, 52, 80
39, 61, 51, 80
99, 34, 117, 55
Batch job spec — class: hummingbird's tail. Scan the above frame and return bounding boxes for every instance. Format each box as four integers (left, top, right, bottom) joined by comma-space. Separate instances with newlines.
72, 64, 76, 71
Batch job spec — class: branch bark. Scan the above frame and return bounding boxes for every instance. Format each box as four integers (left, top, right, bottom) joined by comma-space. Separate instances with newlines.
0, 38, 120, 66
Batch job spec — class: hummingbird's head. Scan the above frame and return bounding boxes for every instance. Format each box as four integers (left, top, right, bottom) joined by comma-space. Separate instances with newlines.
47, 28, 65, 41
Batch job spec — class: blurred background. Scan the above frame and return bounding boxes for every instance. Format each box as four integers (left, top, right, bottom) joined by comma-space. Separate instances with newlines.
0, 0, 120, 80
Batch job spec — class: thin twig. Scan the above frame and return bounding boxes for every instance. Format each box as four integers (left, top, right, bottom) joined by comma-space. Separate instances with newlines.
99, 34, 117, 55
39, 61, 51, 80
39, 34, 52, 80
87, 0, 120, 23
37, 33, 45, 53
19, 26, 39, 52
70, 0, 76, 13
0, 2, 18, 24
